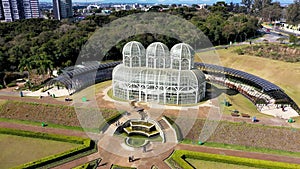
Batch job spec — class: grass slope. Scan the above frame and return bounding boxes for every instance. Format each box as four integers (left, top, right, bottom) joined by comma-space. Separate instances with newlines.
186, 158, 257, 169
0, 134, 78, 169
195, 46, 300, 107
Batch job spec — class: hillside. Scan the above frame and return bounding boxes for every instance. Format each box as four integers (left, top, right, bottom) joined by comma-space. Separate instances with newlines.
196, 45, 300, 107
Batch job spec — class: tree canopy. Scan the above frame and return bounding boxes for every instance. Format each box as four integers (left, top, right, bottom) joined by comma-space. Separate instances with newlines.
0, 4, 260, 77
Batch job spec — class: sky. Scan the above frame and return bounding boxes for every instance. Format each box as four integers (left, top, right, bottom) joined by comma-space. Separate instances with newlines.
41, 0, 295, 5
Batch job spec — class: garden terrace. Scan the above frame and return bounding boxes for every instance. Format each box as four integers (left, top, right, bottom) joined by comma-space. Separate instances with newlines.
123, 120, 160, 137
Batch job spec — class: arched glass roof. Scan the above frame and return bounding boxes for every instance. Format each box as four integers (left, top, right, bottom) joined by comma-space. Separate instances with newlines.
122, 41, 146, 67
146, 42, 170, 68
170, 43, 194, 60
195, 62, 282, 92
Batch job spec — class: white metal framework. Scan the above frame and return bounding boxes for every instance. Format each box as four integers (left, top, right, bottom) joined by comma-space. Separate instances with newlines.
113, 41, 206, 104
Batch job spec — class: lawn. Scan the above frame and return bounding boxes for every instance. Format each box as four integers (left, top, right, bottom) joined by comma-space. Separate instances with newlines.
186, 158, 258, 169
221, 93, 272, 118
181, 140, 300, 158
195, 46, 300, 107
0, 134, 78, 169
166, 150, 300, 169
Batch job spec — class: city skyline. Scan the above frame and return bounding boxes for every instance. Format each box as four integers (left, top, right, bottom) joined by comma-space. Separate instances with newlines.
0, 0, 40, 22
39, 0, 295, 5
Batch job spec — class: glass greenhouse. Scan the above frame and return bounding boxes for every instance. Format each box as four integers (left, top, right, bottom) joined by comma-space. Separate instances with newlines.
112, 41, 206, 104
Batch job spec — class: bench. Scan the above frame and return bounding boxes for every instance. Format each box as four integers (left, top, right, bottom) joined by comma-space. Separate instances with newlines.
241, 113, 250, 118
231, 113, 240, 117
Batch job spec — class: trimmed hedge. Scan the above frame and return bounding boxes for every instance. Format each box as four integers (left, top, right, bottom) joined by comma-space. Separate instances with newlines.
73, 163, 90, 169
167, 150, 300, 169
7, 82, 17, 87
0, 128, 84, 144
72, 158, 100, 169
111, 164, 136, 169
99, 111, 123, 132
0, 128, 93, 169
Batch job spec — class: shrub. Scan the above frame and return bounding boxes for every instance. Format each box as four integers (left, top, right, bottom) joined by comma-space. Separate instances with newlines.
235, 48, 244, 55
99, 111, 123, 131
167, 150, 300, 169
111, 165, 136, 169
0, 84, 3, 89
7, 82, 17, 87
72, 163, 89, 169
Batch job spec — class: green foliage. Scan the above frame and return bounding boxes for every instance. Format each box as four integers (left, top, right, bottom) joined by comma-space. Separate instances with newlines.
181, 140, 300, 158
0, 7, 260, 73
289, 34, 300, 44
167, 150, 300, 169
111, 165, 136, 169
99, 111, 123, 131
239, 43, 300, 62
6, 82, 17, 87
235, 48, 245, 55
72, 158, 100, 169
0, 128, 94, 169
0, 84, 4, 89
0, 128, 85, 144
72, 163, 90, 169
286, 0, 300, 25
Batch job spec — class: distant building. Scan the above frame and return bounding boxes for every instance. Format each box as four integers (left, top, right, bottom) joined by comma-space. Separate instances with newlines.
52, 0, 72, 20
0, 0, 3, 19
0, 0, 40, 22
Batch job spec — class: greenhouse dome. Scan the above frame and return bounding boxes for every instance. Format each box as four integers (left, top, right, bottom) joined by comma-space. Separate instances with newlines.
122, 41, 146, 67
170, 43, 194, 70
146, 42, 170, 69
113, 41, 206, 105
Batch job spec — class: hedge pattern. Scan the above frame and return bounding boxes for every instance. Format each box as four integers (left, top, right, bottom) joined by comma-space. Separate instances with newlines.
99, 111, 123, 132
167, 150, 300, 169
0, 128, 93, 169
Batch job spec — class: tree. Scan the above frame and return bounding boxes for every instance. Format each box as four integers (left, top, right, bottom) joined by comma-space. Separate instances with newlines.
261, 2, 282, 22
241, 0, 253, 13
253, 0, 272, 11
289, 34, 299, 44
208, 1, 230, 18
286, 0, 300, 25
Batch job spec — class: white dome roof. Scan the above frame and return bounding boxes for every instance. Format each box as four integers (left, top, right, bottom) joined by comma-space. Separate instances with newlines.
170, 43, 194, 59
122, 41, 145, 58
146, 42, 170, 59
170, 43, 194, 70
122, 41, 146, 67
146, 42, 170, 68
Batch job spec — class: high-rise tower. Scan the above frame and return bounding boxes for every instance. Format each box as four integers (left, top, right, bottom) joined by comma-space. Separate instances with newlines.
0, 0, 3, 19
0, 0, 40, 22
52, 0, 72, 20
